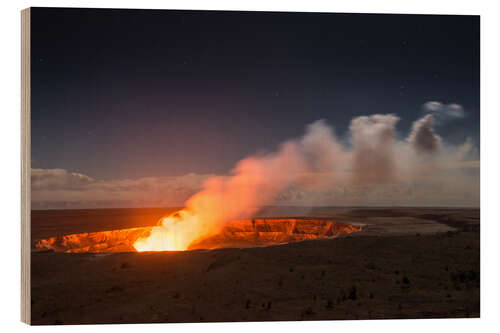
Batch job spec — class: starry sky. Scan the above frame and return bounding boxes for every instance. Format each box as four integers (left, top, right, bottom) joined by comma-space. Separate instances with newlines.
31, 8, 479, 180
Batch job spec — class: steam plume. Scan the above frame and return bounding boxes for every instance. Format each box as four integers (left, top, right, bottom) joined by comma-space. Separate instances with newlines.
407, 114, 443, 154
350, 114, 399, 183
134, 112, 478, 250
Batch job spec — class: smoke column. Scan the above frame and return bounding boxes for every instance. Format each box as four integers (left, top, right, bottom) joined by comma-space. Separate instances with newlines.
134, 114, 478, 251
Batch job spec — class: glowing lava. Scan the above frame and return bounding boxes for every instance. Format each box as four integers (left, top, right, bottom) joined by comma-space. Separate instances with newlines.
34, 214, 362, 253
133, 210, 207, 252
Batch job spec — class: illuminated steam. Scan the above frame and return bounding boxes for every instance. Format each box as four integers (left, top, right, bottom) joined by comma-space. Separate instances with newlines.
133, 111, 478, 250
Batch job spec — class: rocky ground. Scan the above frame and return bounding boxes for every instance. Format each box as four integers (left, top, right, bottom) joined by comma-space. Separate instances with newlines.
30, 208, 479, 325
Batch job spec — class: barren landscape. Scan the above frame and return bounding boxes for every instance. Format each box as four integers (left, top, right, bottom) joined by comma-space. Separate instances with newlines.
25, 8, 481, 327
30, 207, 479, 325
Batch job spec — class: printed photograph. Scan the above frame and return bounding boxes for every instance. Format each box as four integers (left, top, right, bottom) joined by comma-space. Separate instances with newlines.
29, 8, 479, 324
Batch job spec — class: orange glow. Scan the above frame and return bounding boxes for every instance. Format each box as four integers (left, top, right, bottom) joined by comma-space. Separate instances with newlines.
35, 215, 362, 253
133, 210, 207, 252
34, 227, 151, 253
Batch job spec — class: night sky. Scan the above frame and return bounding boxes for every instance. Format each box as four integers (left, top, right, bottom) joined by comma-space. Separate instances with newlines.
31, 8, 479, 180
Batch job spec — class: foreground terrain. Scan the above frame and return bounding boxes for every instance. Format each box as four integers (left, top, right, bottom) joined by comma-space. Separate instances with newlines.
30, 207, 479, 324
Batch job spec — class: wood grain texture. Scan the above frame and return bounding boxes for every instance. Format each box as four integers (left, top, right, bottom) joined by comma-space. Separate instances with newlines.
21, 7, 31, 325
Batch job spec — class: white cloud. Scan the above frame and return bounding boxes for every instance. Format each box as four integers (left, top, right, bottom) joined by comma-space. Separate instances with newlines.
31, 168, 94, 190
422, 101, 466, 124
31, 170, 211, 209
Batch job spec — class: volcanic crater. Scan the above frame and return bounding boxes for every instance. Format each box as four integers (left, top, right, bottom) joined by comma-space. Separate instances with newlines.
34, 218, 362, 253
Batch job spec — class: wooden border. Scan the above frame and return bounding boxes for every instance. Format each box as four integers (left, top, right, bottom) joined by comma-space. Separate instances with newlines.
21, 7, 31, 325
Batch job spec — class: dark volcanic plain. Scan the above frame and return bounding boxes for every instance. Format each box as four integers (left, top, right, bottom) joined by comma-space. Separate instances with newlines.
31, 207, 480, 325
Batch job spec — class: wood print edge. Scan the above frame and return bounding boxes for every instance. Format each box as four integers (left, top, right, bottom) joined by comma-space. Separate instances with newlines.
21, 7, 31, 325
